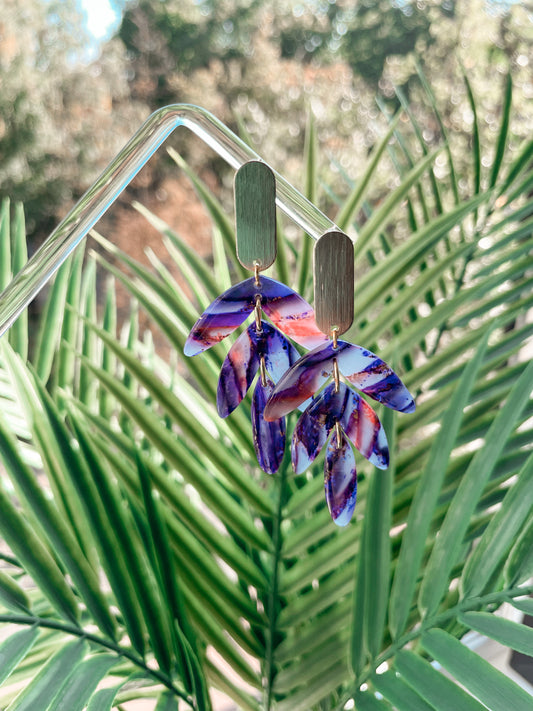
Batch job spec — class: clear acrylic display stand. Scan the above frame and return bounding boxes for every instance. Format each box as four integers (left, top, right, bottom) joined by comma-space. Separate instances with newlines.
0, 104, 343, 338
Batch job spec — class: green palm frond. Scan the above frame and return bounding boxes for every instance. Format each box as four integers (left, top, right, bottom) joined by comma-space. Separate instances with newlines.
0, 74, 532, 710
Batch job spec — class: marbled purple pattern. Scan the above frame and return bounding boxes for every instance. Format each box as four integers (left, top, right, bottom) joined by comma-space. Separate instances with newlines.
184, 276, 327, 356
251, 378, 286, 474
217, 321, 300, 418
184, 278, 256, 356
291, 382, 388, 473
264, 339, 415, 421
325, 430, 357, 527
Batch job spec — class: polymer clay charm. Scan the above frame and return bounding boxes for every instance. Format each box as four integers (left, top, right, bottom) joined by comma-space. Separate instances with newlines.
264, 230, 415, 525
184, 161, 326, 473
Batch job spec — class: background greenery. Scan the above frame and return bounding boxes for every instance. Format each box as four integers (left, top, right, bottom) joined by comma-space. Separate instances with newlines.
0, 60, 532, 709
1, 0, 531, 239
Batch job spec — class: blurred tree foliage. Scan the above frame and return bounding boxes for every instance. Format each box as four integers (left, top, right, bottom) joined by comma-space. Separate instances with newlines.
119, 0, 457, 92
0, 0, 144, 236
115, 0, 532, 204
0, 0, 531, 239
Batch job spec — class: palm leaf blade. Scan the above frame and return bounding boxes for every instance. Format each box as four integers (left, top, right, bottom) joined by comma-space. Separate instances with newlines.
395, 649, 486, 711
7, 639, 87, 711
390, 329, 490, 638
421, 629, 533, 711
0, 627, 39, 686
419, 359, 533, 618
47, 654, 118, 711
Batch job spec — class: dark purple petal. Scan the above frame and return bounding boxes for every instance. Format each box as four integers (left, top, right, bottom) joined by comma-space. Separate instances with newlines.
291, 384, 341, 474
325, 429, 357, 527
251, 378, 286, 474
291, 382, 388, 473
217, 323, 259, 417
251, 321, 301, 384
217, 320, 301, 417
336, 340, 416, 414
263, 342, 335, 421
259, 276, 328, 350
291, 403, 325, 474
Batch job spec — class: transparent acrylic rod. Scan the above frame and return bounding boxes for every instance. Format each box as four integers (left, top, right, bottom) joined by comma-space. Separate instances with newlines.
0, 103, 344, 338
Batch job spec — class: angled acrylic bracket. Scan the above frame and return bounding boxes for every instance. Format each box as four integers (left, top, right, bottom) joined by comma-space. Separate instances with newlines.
0, 104, 347, 338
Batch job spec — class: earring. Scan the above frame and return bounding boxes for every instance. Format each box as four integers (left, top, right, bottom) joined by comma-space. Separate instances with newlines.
184, 161, 327, 473
264, 230, 415, 526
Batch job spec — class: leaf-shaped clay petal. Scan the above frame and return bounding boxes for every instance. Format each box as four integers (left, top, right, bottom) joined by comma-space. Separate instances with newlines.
251, 378, 286, 474
340, 388, 389, 470
291, 385, 337, 474
217, 323, 259, 417
184, 277, 258, 356
263, 342, 335, 421
258, 276, 328, 350
255, 321, 301, 384
325, 429, 357, 527
336, 340, 416, 414
184, 275, 327, 356
217, 321, 300, 417
291, 382, 388, 474
271, 339, 415, 415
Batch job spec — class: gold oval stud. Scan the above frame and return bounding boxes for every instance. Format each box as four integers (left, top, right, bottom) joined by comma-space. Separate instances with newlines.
314, 230, 354, 337
235, 161, 277, 272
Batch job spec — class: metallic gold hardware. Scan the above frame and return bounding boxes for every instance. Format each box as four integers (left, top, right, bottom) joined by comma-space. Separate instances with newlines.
331, 326, 339, 350
259, 356, 268, 387
314, 230, 354, 337
333, 357, 340, 394
335, 421, 342, 449
254, 295, 262, 332
235, 161, 277, 271
254, 261, 261, 287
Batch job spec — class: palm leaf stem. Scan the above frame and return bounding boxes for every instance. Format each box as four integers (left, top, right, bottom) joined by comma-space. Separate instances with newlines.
265, 459, 288, 710
0, 614, 194, 707
337, 582, 533, 710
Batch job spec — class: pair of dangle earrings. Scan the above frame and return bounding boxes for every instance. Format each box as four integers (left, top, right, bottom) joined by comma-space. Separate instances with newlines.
184, 161, 415, 526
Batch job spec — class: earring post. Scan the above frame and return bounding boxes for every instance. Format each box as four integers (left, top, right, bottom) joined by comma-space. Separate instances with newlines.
0, 103, 346, 338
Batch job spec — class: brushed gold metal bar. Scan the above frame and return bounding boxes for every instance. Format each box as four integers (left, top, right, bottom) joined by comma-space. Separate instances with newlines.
335, 420, 342, 449
235, 161, 277, 271
314, 230, 354, 336
333, 358, 340, 393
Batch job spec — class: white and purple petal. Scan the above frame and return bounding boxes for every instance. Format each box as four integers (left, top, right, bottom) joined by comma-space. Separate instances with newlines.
335, 340, 416, 414
263, 342, 335, 421
258, 276, 328, 350
325, 430, 357, 527
251, 378, 286, 474
184, 278, 258, 356
265, 339, 415, 419
342, 393, 388, 470
184, 275, 326, 356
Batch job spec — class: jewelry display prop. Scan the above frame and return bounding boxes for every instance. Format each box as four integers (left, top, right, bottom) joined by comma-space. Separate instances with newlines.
0, 104, 415, 526
0, 105, 339, 337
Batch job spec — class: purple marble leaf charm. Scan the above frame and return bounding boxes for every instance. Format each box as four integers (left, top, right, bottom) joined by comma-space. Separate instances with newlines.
325, 429, 357, 527
291, 382, 389, 474
217, 321, 300, 417
264, 339, 415, 421
184, 276, 327, 356
251, 377, 286, 474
